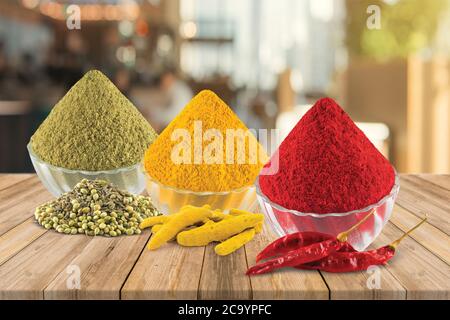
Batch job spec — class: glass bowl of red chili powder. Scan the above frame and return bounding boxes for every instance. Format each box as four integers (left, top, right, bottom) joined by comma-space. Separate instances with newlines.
256, 173, 399, 251
256, 97, 400, 251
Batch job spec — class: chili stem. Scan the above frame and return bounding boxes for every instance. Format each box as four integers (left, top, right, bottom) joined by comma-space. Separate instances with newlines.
389, 215, 427, 249
336, 209, 376, 242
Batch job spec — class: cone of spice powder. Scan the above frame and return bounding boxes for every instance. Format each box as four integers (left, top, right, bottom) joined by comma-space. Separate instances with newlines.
31, 70, 157, 171
144, 90, 267, 192
259, 97, 395, 214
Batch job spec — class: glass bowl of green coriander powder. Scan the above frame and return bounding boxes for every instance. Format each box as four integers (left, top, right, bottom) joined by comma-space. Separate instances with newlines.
27, 70, 158, 197
28, 143, 147, 197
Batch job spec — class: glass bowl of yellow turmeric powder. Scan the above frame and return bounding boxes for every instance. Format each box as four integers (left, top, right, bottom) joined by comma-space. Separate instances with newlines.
145, 177, 258, 214
143, 89, 268, 214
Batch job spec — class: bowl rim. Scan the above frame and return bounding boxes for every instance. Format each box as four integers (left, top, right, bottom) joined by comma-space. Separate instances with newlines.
146, 174, 256, 195
27, 142, 143, 175
255, 170, 400, 218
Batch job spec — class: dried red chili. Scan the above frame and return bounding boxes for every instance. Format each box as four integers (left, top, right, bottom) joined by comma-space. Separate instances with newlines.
256, 231, 334, 262
295, 217, 427, 273
259, 97, 395, 214
295, 246, 394, 273
247, 238, 346, 275
256, 209, 375, 263
247, 211, 374, 276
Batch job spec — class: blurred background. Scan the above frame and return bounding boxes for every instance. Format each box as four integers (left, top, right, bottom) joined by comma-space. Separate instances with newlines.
0, 0, 449, 173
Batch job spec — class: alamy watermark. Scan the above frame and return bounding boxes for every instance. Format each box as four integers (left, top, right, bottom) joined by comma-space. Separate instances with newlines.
66, 264, 81, 290
366, 265, 382, 289
367, 5, 381, 30
170, 121, 280, 175
66, 4, 81, 30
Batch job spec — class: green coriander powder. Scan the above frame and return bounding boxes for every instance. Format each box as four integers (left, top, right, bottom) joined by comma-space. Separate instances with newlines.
31, 70, 157, 171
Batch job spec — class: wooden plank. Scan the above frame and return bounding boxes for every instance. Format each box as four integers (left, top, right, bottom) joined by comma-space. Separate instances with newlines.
417, 174, 450, 191
0, 174, 33, 191
397, 175, 450, 234
245, 224, 329, 300
0, 232, 92, 299
318, 221, 406, 299
391, 205, 450, 265
320, 257, 406, 300
0, 173, 447, 300
0, 218, 47, 266
402, 175, 450, 204
0, 176, 53, 236
44, 231, 150, 300
198, 244, 251, 300
374, 222, 450, 299
121, 241, 205, 299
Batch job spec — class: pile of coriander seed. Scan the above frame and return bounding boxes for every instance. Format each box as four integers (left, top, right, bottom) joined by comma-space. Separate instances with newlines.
34, 179, 160, 237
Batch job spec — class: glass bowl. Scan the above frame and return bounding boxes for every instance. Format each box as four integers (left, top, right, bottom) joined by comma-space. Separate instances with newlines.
256, 173, 400, 251
146, 175, 258, 214
27, 143, 146, 197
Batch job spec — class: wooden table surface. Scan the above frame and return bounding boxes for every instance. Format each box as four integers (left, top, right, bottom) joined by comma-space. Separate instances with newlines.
0, 174, 449, 300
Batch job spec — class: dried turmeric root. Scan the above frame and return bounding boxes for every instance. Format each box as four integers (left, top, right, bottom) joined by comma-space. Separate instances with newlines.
151, 224, 163, 233
147, 205, 213, 250
254, 222, 263, 233
229, 209, 250, 216
176, 213, 264, 247
140, 215, 171, 229
214, 228, 256, 256
211, 210, 234, 221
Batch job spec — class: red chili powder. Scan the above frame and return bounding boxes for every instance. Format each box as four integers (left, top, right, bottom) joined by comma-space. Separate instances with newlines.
259, 98, 395, 214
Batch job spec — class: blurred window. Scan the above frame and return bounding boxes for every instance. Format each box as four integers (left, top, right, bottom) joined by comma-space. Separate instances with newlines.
180, 0, 345, 92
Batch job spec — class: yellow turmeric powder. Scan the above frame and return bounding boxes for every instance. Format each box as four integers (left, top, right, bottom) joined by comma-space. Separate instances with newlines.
176, 213, 264, 247
144, 90, 268, 192
214, 228, 256, 256
147, 205, 213, 250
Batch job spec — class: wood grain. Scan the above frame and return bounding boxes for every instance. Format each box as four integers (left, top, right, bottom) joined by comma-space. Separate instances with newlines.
391, 205, 450, 264
0, 174, 449, 300
121, 241, 205, 299
402, 175, 450, 205
0, 174, 32, 191
320, 263, 406, 300
373, 222, 450, 300
0, 232, 92, 299
285, 220, 406, 300
44, 231, 150, 300
245, 224, 329, 300
198, 244, 251, 299
397, 175, 450, 234
0, 176, 52, 236
0, 218, 47, 266
417, 174, 450, 190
